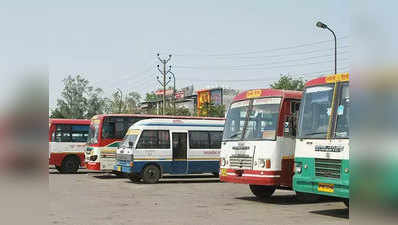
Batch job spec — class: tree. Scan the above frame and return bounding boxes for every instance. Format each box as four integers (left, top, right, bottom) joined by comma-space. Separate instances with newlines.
50, 75, 107, 119
165, 106, 191, 116
145, 92, 159, 102
270, 75, 305, 91
105, 90, 142, 114
199, 102, 225, 117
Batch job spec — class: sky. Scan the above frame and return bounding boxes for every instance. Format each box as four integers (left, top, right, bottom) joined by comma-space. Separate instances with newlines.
0, 1, 351, 109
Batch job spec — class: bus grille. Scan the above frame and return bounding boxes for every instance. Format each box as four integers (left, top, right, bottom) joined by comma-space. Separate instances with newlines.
229, 155, 252, 169
315, 158, 341, 179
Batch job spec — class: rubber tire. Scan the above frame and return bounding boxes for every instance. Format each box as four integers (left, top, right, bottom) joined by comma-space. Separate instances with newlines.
141, 165, 161, 184
128, 173, 141, 183
60, 156, 80, 174
249, 185, 276, 199
343, 199, 349, 207
295, 192, 321, 203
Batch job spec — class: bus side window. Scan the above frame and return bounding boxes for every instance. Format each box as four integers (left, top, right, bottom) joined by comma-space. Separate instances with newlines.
136, 130, 158, 149
71, 125, 89, 142
158, 130, 170, 149
189, 131, 209, 149
55, 124, 72, 142
209, 131, 222, 149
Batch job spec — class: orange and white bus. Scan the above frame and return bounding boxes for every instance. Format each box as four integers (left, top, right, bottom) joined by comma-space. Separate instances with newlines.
220, 89, 302, 198
49, 119, 90, 173
86, 114, 224, 172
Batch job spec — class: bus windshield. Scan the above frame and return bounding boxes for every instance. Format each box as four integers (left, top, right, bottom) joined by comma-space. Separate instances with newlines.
298, 84, 350, 139
102, 117, 140, 140
88, 122, 99, 144
223, 98, 281, 141
120, 129, 140, 148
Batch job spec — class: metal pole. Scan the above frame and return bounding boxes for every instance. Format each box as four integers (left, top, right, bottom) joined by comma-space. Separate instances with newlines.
327, 27, 337, 74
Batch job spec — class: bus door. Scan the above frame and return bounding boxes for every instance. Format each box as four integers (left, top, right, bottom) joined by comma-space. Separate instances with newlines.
171, 132, 188, 174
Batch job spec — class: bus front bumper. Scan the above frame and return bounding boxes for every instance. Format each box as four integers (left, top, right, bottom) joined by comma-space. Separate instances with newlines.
293, 175, 349, 199
219, 168, 281, 186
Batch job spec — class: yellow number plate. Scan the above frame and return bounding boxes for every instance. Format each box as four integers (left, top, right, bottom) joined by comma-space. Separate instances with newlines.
117, 166, 121, 172
318, 183, 334, 193
221, 168, 227, 176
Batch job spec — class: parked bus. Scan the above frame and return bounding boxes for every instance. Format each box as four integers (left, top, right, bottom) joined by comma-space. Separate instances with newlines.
114, 118, 224, 183
219, 89, 302, 198
86, 114, 224, 172
49, 118, 90, 173
293, 73, 350, 206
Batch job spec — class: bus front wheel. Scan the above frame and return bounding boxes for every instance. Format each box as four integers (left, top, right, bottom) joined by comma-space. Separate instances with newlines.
141, 165, 161, 184
249, 185, 276, 199
60, 156, 80, 174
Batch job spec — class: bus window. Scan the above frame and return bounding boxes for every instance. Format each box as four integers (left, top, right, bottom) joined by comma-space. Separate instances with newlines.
136, 130, 170, 149
189, 131, 210, 149
55, 125, 72, 142
209, 131, 222, 149
71, 125, 89, 142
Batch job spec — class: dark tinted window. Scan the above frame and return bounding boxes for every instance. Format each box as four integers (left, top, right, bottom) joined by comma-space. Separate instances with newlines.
209, 131, 223, 149
189, 131, 210, 149
136, 130, 170, 149
102, 117, 142, 139
54, 124, 89, 142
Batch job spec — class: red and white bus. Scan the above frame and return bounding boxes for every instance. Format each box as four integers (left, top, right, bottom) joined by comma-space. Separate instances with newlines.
86, 114, 224, 172
220, 89, 302, 198
49, 119, 90, 173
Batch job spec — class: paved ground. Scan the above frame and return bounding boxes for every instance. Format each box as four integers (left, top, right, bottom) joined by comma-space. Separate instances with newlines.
49, 168, 349, 225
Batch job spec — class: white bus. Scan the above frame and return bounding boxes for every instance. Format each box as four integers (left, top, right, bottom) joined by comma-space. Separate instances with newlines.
114, 118, 225, 183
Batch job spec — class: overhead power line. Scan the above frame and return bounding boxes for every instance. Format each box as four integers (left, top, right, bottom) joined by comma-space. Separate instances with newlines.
174, 35, 350, 57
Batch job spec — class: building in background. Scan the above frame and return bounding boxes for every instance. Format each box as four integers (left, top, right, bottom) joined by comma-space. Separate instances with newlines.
140, 85, 238, 116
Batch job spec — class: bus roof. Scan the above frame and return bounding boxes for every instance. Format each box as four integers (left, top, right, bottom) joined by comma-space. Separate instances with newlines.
131, 118, 225, 129
233, 88, 302, 102
91, 114, 224, 121
49, 118, 90, 125
305, 73, 350, 87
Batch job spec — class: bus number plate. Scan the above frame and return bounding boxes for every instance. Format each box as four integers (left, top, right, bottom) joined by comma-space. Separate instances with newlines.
221, 168, 227, 176
318, 183, 334, 193
117, 166, 121, 172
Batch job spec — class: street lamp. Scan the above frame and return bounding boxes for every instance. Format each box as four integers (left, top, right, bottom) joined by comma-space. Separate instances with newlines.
316, 21, 337, 74
168, 66, 176, 115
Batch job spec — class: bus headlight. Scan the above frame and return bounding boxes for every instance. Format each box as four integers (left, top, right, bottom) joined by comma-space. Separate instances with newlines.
221, 158, 226, 166
295, 163, 302, 174
90, 155, 98, 161
259, 159, 265, 168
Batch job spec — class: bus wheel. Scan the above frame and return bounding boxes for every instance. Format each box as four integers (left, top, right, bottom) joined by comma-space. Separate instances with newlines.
60, 156, 80, 174
128, 173, 141, 183
295, 192, 321, 203
249, 185, 276, 199
343, 199, 349, 207
141, 165, 161, 184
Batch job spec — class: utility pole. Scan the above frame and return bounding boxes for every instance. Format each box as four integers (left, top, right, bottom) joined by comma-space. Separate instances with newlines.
156, 53, 172, 115
168, 66, 176, 115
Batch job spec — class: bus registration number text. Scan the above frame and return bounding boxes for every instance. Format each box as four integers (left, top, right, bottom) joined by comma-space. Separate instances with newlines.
318, 183, 334, 193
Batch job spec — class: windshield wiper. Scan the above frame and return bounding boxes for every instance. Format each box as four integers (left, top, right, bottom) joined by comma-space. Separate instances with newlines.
227, 131, 242, 139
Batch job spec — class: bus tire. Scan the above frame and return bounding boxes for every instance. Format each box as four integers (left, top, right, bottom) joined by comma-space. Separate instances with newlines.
141, 165, 161, 184
343, 199, 349, 207
295, 192, 321, 203
128, 173, 141, 183
249, 185, 276, 199
60, 156, 80, 174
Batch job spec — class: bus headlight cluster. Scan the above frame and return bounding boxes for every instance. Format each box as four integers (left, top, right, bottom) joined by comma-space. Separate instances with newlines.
259, 159, 266, 168
295, 163, 302, 174
221, 158, 226, 166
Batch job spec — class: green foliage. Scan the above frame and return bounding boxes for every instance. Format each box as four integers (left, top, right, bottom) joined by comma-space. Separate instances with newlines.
145, 92, 159, 102
165, 106, 192, 116
50, 75, 107, 119
270, 75, 305, 91
106, 90, 142, 114
199, 102, 225, 118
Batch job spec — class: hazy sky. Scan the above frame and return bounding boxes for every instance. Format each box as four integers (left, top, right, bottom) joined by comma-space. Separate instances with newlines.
1, 1, 351, 109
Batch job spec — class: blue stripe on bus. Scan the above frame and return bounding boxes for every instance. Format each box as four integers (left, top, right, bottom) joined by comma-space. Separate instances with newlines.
139, 123, 224, 128
115, 160, 219, 174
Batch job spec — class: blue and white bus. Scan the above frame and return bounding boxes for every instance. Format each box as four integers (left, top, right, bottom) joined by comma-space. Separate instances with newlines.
114, 118, 225, 183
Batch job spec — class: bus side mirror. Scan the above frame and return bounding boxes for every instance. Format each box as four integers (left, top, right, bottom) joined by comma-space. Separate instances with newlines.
128, 141, 134, 148
285, 114, 297, 137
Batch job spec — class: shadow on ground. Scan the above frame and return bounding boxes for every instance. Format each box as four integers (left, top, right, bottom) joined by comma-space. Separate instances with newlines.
236, 194, 338, 206
310, 208, 349, 219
